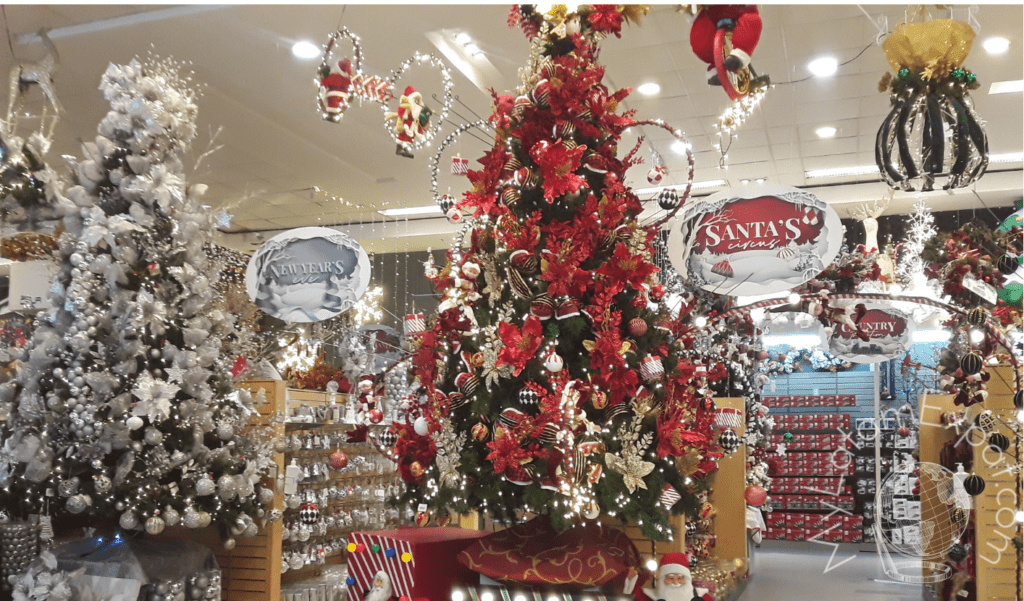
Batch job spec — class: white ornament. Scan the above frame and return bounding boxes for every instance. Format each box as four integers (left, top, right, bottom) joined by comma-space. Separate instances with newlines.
414, 417, 429, 436
544, 352, 564, 373
163, 506, 180, 527
126, 416, 144, 430
223, 538, 236, 550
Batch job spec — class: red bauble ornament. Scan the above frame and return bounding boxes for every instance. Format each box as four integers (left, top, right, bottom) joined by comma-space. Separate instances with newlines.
409, 461, 425, 478
471, 422, 489, 441
757, 350, 768, 360
897, 427, 910, 438
415, 511, 430, 527
329, 451, 349, 470
629, 318, 648, 337
744, 484, 768, 507
369, 408, 384, 424
590, 390, 608, 410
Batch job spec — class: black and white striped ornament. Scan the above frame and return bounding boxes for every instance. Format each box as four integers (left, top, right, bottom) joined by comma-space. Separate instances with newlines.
988, 432, 1010, 453
963, 473, 986, 496
959, 352, 983, 375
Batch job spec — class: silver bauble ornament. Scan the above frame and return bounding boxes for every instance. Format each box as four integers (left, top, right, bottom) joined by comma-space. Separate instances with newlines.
146, 516, 166, 535
163, 506, 180, 527
223, 538, 236, 550
115, 500, 127, 511
119, 510, 139, 530
94, 475, 112, 494
183, 508, 203, 529
199, 511, 212, 528
216, 423, 233, 441
244, 523, 258, 537
126, 416, 144, 431
144, 428, 164, 445
217, 475, 236, 501
66, 494, 89, 514
195, 476, 215, 496
259, 487, 275, 505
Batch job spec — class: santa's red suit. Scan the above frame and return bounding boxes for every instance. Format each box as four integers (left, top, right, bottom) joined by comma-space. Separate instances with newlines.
689, 5, 762, 82
624, 553, 713, 601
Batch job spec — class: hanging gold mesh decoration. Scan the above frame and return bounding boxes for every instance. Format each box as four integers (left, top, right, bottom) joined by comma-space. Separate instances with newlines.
875, 19, 987, 192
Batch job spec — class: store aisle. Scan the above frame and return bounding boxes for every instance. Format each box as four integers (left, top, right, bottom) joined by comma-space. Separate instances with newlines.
738, 544, 923, 601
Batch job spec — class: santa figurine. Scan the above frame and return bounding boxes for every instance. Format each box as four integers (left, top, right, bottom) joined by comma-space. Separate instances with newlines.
624, 553, 713, 601
319, 59, 356, 120
688, 5, 762, 85
363, 570, 397, 601
385, 85, 433, 158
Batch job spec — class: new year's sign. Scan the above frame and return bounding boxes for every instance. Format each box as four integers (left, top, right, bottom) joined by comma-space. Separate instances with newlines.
666, 185, 842, 296
828, 303, 915, 364
245, 227, 371, 323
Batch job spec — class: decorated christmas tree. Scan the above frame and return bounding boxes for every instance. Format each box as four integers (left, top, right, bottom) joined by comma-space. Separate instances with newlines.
0, 58, 274, 538
397, 5, 726, 540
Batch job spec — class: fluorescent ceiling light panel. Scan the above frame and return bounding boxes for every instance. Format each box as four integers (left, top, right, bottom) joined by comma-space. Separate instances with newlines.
805, 165, 878, 178
634, 180, 726, 195
379, 205, 443, 217
989, 79, 1023, 94
990, 152, 1024, 163
762, 334, 823, 348
815, 126, 837, 138
671, 140, 689, 154
912, 329, 951, 343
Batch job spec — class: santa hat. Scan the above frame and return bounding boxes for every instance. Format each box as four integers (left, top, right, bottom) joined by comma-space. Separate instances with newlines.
658, 553, 691, 576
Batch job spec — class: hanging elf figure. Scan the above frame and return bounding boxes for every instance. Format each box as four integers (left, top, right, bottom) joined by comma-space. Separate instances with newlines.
688, 5, 762, 85
386, 85, 433, 157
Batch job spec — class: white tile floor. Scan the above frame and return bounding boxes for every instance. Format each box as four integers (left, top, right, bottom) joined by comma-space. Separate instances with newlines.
738, 543, 923, 601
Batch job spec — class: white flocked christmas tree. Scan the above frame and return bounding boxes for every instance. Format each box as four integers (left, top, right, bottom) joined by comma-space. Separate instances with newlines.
0, 57, 274, 538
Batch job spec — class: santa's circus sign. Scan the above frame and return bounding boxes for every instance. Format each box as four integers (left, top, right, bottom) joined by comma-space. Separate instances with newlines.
666, 185, 842, 296
245, 227, 371, 323
828, 303, 915, 364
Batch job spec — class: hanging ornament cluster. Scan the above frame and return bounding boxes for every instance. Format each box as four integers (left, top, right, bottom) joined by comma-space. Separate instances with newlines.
876, 19, 987, 191
316, 27, 454, 156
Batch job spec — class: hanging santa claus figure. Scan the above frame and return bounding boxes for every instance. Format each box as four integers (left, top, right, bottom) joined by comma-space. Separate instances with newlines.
385, 85, 433, 158
319, 58, 356, 121
688, 5, 762, 85
624, 553, 713, 601
363, 570, 397, 601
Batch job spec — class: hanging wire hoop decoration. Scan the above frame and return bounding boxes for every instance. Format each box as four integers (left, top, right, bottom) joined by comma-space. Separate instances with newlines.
316, 27, 371, 122
381, 53, 454, 154
428, 119, 493, 209
628, 119, 695, 230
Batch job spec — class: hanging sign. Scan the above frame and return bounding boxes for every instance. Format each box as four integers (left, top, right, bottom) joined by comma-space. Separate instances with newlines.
828, 303, 915, 364
666, 185, 842, 296
245, 227, 371, 323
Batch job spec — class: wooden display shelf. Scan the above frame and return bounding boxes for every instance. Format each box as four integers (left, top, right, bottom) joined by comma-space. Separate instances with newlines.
971, 366, 1021, 601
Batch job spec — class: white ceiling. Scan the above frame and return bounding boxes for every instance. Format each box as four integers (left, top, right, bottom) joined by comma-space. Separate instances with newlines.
2, 4, 1021, 254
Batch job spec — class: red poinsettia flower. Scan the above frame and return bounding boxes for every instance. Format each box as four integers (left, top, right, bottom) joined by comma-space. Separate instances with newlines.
596, 242, 659, 291
486, 427, 532, 476
498, 315, 544, 375
530, 139, 587, 203
539, 240, 590, 299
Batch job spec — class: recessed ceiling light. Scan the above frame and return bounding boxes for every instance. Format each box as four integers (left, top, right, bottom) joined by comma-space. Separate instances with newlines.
291, 40, 321, 60
740, 179, 750, 185
636, 82, 661, 96
989, 79, 1023, 94
755, 178, 766, 184
455, 32, 472, 45
816, 126, 837, 138
465, 43, 481, 55
807, 57, 838, 77
671, 140, 689, 154
983, 36, 1010, 54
